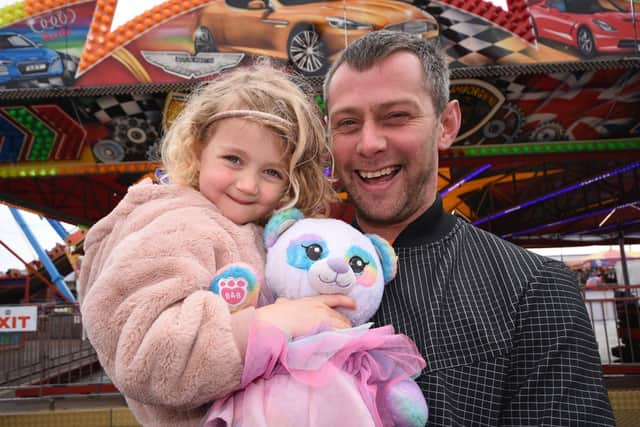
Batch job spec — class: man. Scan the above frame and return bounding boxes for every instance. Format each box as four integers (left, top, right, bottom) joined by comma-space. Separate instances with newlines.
324, 30, 614, 426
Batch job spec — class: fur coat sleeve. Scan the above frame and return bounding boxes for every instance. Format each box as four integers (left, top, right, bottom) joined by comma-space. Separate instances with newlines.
78, 180, 266, 413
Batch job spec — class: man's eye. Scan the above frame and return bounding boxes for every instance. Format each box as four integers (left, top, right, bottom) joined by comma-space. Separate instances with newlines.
334, 118, 359, 130
303, 243, 323, 261
385, 112, 410, 124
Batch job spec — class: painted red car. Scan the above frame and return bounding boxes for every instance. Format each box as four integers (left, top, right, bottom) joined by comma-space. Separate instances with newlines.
528, 0, 640, 57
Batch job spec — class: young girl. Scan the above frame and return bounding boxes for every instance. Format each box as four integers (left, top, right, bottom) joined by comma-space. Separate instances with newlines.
78, 64, 355, 427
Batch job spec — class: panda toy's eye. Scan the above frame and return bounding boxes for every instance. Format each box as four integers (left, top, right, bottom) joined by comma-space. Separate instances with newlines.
303, 243, 323, 261
349, 256, 368, 274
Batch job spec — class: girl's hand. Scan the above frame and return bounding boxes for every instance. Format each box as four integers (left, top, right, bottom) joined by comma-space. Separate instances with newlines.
255, 295, 356, 337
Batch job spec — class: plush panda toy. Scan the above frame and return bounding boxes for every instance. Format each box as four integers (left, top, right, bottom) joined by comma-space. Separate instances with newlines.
205, 208, 428, 427
263, 207, 398, 326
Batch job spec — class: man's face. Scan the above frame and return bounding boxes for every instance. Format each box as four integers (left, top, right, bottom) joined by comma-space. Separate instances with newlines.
327, 51, 444, 229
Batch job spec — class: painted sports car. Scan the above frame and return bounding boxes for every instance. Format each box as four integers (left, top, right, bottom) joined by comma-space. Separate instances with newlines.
193, 0, 439, 76
528, 0, 640, 57
0, 32, 64, 86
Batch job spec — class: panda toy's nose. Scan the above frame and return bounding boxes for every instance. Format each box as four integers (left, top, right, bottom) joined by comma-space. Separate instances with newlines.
327, 258, 349, 274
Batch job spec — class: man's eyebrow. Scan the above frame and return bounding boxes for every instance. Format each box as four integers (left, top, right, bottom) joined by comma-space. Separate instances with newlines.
375, 99, 421, 110
329, 99, 420, 119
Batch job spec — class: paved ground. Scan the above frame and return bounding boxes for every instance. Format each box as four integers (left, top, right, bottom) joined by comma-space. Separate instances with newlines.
1, 388, 637, 427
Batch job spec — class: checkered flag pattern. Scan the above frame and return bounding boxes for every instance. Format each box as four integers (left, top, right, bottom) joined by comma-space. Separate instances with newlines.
92, 94, 162, 124
427, 2, 536, 67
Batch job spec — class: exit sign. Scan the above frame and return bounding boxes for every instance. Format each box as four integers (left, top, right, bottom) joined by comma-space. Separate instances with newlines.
0, 306, 38, 332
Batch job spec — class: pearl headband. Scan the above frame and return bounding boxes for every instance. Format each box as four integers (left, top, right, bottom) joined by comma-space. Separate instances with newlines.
208, 109, 291, 127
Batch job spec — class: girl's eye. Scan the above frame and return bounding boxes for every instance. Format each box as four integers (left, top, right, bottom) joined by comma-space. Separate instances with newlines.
265, 169, 284, 179
223, 155, 241, 164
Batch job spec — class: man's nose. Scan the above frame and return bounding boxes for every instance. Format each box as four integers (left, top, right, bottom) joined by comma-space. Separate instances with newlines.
357, 121, 386, 157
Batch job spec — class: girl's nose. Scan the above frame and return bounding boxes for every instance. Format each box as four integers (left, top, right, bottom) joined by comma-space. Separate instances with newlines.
236, 172, 259, 195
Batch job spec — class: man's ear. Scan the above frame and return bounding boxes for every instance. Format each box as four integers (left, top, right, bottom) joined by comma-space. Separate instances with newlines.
437, 99, 462, 151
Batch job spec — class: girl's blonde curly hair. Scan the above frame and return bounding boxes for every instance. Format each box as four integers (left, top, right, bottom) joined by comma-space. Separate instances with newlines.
161, 62, 336, 217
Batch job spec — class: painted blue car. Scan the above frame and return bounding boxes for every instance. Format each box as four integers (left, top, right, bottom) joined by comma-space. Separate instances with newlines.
0, 32, 63, 86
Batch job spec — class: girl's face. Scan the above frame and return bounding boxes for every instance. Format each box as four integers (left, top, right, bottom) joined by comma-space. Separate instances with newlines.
198, 117, 289, 225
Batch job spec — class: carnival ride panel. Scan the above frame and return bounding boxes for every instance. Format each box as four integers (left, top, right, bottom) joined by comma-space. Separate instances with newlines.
0, 0, 635, 90
0, 0, 639, 246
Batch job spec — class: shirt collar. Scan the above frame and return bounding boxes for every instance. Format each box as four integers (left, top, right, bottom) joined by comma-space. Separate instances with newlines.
352, 195, 457, 247
351, 195, 457, 247
393, 195, 457, 247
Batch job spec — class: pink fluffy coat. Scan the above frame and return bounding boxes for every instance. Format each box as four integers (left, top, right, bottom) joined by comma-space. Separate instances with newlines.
78, 180, 265, 426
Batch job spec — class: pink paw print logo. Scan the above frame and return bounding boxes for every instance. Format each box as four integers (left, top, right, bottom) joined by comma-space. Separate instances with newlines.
210, 263, 259, 311
218, 277, 247, 307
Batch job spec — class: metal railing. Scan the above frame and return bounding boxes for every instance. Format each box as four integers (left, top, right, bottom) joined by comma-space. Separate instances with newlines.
584, 284, 640, 375
2, 290, 640, 403
0, 303, 112, 400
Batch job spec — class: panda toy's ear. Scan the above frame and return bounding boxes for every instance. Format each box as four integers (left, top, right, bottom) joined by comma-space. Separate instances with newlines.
264, 208, 304, 248
366, 234, 398, 284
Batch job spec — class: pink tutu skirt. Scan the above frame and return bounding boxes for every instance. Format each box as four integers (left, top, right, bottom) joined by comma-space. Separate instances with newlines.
202, 322, 426, 427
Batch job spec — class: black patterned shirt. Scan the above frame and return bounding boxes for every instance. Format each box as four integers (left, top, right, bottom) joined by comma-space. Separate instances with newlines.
368, 197, 614, 426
